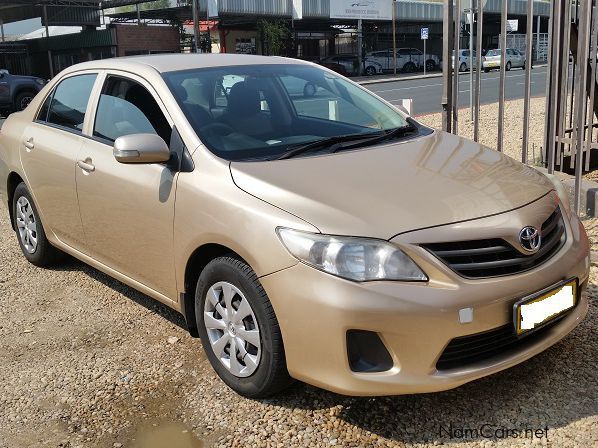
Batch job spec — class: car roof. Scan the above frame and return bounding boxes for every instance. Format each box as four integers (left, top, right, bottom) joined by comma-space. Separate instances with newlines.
60, 53, 310, 76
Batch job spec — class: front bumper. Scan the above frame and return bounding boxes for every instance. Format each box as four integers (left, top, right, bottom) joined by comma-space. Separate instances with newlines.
260, 196, 590, 396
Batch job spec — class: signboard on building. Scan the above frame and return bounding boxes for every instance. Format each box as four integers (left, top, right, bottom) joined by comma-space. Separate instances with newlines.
421, 27, 429, 40
292, 0, 303, 20
208, 0, 218, 18
507, 19, 519, 32
329, 0, 392, 20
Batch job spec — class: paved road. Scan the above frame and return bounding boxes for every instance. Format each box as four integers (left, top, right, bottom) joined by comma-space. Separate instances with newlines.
365, 66, 548, 116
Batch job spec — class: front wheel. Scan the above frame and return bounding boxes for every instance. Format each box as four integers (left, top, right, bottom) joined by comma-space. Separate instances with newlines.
425, 60, 436, 71
14, 91, 35, 112
459, 62, 467, 72
506, 61, 512, 71
365, 65, 377, 76
12, 182, 62, 267
195, 256, 294, 398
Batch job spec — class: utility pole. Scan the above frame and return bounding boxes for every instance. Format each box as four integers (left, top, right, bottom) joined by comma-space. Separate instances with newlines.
192, 0, 200, 53
43, 4, 54, 78
357, 19, 363, 76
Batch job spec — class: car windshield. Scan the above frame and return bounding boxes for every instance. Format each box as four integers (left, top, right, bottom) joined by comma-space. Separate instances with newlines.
162, 64, 410, 161
486, 49, 501, 57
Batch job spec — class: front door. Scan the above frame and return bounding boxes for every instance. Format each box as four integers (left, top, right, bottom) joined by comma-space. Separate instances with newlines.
75, 73, 177, 299
19, 73, 97, 248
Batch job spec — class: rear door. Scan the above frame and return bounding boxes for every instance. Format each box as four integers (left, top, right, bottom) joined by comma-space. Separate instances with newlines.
75, 72, 178, 299
20, 72, 97, 249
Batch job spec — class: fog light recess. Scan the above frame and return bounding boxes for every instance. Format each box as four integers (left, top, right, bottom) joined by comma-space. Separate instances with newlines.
347, 330, 393, 373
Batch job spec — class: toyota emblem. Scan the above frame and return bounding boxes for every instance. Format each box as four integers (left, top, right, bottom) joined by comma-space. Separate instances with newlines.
519, 226, 541, 253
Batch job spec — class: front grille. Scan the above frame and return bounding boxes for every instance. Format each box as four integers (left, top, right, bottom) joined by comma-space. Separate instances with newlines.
436, 308, 572, 370
422, 207, 565, 278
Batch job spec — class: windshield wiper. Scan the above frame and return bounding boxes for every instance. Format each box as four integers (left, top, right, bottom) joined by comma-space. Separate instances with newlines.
273, 131, 385, 160
331, 123, 417, 153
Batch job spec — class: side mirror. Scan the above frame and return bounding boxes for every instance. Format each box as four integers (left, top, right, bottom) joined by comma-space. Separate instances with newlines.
113, 133, 171, 164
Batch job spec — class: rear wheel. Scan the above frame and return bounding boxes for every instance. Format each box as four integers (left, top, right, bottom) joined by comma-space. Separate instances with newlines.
459, 62, 467, 72
484, 68, 490, 73
12, 182, 62, 267
506, 61, 512, 71
195, 256, 293, 398
425, 60, 436, 71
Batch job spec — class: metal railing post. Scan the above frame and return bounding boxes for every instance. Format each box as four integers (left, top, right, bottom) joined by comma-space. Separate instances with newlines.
442, 0, 454, 133
522, 0, 534, 164
497, 0, 508, 152
585, 3, 598, 172
545, 0, 563, 174
452, 0, 461, 134
573, 0, 592, 214
473, 0, 483, 142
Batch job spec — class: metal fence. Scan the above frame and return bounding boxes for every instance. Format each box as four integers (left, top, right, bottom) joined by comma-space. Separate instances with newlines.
442, 0, 598, 216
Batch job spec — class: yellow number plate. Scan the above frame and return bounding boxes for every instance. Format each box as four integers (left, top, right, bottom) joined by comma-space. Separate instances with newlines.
514, 279, 577, 335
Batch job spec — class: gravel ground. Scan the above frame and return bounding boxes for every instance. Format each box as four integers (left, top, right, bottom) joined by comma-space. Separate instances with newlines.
0, 200, 597, 448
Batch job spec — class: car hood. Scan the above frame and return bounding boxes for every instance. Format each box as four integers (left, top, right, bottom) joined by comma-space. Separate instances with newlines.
230, 130, 554, 240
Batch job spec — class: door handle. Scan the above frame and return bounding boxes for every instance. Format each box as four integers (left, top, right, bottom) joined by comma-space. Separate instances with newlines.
23, 137, 34, 150
77, 159, 95, 172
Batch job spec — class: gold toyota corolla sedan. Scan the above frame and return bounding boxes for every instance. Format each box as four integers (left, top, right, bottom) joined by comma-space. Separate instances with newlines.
0, 54, 590, 398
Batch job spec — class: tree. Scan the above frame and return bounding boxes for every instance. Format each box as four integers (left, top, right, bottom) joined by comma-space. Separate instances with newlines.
257, 20, 289, 56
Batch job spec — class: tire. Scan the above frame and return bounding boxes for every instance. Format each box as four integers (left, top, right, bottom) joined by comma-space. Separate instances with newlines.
12, 182, 62, 267
365, 65, 377, 76
195, 256, 293, 398
425, 60, 436, 71
484, 68, 490, 73
506, 61, 512, 71
403, 62, 417, 73
459, 62, 467, 72
14, 91, 35, 112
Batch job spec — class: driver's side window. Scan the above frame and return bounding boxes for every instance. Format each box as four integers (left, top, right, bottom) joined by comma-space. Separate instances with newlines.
93, 76, 171, 144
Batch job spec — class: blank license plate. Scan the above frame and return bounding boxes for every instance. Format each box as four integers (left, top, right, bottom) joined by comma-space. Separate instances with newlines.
514, 279, 577, 335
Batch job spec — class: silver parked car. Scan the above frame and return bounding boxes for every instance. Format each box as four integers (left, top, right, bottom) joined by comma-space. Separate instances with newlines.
483, 48, 527, 72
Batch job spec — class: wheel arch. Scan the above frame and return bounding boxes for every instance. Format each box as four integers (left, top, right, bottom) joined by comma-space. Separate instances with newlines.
6, 171, 24, 230
181, 243, 251, 338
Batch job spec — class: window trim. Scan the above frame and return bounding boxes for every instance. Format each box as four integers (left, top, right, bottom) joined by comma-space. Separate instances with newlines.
86, 69, 175, 148
33, 70, 100, 136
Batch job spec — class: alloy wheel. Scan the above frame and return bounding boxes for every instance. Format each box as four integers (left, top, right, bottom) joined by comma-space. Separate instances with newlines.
203, 281, 261, 377
15, 196, 37, 254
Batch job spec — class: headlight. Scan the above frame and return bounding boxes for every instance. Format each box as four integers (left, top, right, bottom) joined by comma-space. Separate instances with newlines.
35, 78, 45, 86
276, 228, 427, 282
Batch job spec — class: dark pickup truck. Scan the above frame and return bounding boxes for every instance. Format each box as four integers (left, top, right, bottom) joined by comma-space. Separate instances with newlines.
0, 69, 46, 115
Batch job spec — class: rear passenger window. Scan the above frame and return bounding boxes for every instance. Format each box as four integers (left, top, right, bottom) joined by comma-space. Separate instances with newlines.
93, 76, 171, 144
45, 74, 97, 132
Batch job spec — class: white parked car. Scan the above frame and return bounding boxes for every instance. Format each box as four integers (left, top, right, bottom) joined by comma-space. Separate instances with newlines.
451, 49, 476, 72
483, 48, 527, 72
366, 48, 440, 73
